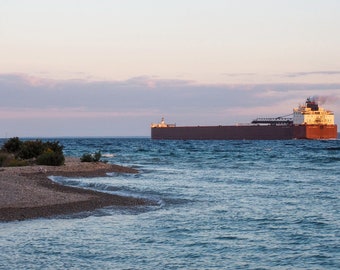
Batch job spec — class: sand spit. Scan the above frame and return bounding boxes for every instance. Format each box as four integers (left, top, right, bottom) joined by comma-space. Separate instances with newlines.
0, 157, 147, 222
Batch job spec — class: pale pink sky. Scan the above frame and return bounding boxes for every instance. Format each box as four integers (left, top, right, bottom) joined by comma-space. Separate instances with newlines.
1, 1, 340, 136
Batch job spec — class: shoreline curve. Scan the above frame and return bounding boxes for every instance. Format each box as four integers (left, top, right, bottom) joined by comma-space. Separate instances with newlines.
0, 157, 149, 222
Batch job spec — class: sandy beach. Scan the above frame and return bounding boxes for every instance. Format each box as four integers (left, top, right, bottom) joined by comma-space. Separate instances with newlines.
0, 157, 148, 222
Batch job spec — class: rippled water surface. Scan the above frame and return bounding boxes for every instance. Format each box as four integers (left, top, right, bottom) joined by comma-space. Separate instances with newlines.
1, 138, 340, 269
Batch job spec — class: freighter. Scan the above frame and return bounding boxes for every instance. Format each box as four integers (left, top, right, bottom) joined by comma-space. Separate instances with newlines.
151, 97, 338, 140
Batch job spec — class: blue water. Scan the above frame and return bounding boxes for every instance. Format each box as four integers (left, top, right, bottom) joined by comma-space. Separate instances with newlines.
1, 138, 339, 269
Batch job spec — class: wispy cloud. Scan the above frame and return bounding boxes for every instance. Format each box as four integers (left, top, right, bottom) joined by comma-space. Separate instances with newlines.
1, 73, 339, 109
1, 73, 339, 136
221, 73, 257, 77
0, 107, 155, 119
284, 71, 340, 78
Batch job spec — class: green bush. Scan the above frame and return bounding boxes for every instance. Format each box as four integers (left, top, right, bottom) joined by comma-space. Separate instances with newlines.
0, 137, 65, 167
17, 140, 45, 159
93, 151, 101, 162
80, 151, 101, 162
36, 151, 65, 166
1, 137, 22, 153
80, 153, 93, 162
44, 141, 64, 154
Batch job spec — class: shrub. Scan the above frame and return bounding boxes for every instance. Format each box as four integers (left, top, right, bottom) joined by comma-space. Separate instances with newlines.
80, 151, 101, 162
80, 153, 93, 162
93, 151, 101, 162
17, 140, 45, 159
1, 137, 23, 153
44, 141, 64, 154
36, 151, 65, 166
0, 138, 65, 167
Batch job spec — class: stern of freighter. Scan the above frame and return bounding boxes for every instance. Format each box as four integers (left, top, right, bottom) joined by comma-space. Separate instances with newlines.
292, 97, 338, 139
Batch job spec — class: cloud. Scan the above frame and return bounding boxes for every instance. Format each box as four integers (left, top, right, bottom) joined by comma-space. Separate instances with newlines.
0, 107, 155, 119
221, 73, 257, 77
0, 73, 339, 136
284, 71, 340, 78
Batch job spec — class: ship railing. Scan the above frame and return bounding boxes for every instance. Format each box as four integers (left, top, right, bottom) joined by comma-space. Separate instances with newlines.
251, 118, 293, 125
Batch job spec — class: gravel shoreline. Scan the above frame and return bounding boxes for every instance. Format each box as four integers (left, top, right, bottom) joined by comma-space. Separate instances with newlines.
0, 157, 148, 222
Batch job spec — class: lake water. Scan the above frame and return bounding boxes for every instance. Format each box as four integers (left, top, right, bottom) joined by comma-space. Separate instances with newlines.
1, 138, 339, 269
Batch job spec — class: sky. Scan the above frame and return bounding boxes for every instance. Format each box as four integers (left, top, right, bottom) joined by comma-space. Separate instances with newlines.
1, 0, 340, 137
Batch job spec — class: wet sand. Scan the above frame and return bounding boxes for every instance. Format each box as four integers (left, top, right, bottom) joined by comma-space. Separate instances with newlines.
0, 157, 148, 222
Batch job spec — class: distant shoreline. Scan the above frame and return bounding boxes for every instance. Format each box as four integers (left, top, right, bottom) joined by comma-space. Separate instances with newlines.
0, 157, 148, 222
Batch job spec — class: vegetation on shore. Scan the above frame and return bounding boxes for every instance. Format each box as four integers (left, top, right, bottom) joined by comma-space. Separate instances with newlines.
80, 151, 102, 162
0, 137, 65, 167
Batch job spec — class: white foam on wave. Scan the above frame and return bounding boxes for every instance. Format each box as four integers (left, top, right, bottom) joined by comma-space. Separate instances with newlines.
102, 153, 115, 158
49, 175, 163, 206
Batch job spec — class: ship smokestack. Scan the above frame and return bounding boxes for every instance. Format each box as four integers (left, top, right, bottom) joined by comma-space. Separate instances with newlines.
306, 97, 319, 111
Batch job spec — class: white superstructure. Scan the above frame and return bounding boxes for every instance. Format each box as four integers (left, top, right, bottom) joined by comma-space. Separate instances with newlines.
151, 117, 176, 128
293, 97, 335, 125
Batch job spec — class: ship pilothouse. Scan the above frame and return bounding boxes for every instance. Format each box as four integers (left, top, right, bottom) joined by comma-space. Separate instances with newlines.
293, 97, 335, 125
151, 117, 176, 128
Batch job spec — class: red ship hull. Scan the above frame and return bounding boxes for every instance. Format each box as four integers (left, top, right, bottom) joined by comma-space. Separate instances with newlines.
151, 125, 338, 140
294, 125, 338, 139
